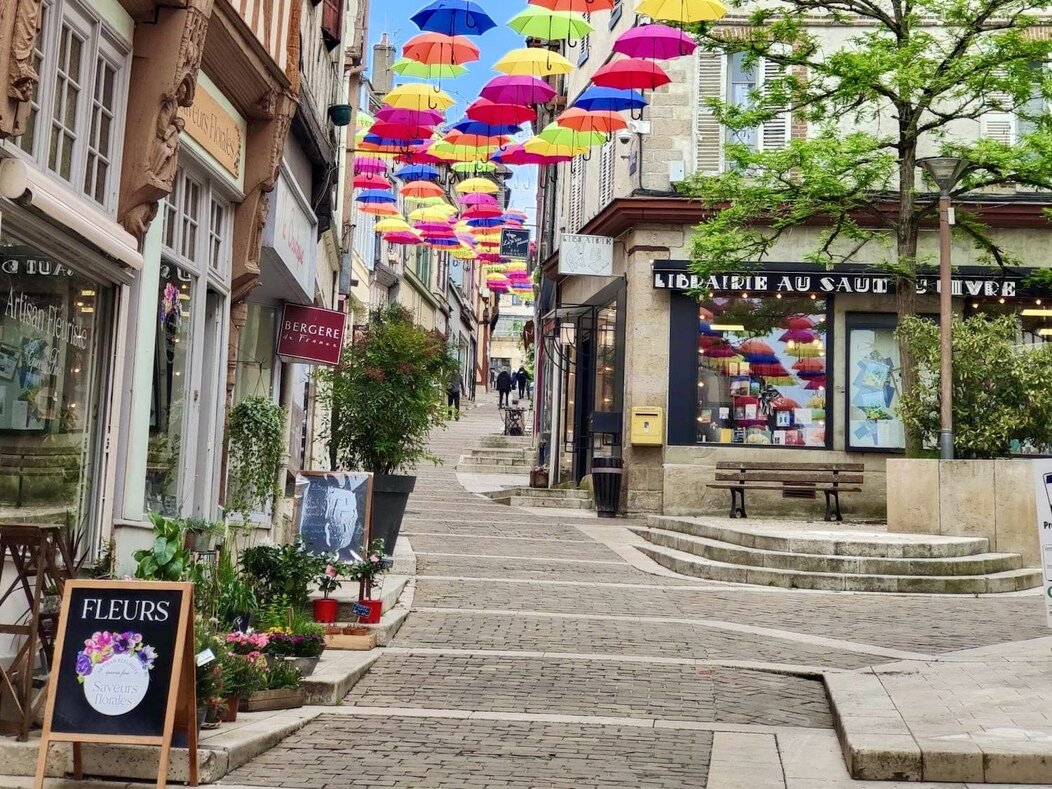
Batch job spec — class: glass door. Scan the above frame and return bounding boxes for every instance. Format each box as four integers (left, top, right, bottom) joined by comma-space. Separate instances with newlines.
192, 288, 226, 517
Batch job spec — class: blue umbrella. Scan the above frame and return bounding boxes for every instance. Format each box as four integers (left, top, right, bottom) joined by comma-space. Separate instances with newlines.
450, 120, 523, 136
362, 134, 427, 147
410, 0, 496, 36
356, 189, 397, 204
572, 87, 648, 112
394, 164, 442, 181
466, 217, 504, 227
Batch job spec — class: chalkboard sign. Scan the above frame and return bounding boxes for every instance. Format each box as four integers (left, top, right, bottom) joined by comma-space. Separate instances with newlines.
35, 580, 197, 789
295, 472, 373, 562
500, 228, 530, 259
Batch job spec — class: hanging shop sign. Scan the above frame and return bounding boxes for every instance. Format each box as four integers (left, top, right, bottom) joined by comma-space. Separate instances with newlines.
294, 472, 373, 563
500, 228, 531, 259
177, 82, 244, 180
652, 261, 1025, 297
262, 169, 318, 302
1033, 460, 1052, 628
559, 234, 614, 277
34, 580, 196, 789
277, 303, 347, 366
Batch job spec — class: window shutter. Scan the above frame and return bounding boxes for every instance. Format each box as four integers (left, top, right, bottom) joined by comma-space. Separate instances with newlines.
568, 157, 584, 232
759, 56, 790, 151
982, 68, 1016, 145
321, 0, 342, 50
598, 138, 614, 208
695, 50, 725, 173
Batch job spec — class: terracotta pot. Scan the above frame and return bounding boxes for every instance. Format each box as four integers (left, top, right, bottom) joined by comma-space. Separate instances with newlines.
358, 598, 382, 624
313, 597, 339, 623
220, 695, 239, 722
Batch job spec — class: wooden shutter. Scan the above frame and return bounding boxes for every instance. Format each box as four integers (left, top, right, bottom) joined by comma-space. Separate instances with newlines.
598, 139, 614, 208
568, 157, 584, 232
695, 50, 725, 173
982, 68, 1016, 145
321, 0, 342, 50
759, 56, 790, 151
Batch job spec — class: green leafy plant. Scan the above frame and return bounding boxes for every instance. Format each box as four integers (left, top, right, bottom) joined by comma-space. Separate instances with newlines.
316, 305, 459, 474
133, 513, 191, 581
240, 543, 323, 610
219, 648, 265, 698
896, 314, 1052, 458
265, 659, 301, 690
216, 548, 258, 628
226, 396, 286, 519
316, 560, 351, 599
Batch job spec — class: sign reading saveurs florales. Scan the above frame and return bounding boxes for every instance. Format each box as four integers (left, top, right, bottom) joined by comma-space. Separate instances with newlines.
277, 304, 347, 366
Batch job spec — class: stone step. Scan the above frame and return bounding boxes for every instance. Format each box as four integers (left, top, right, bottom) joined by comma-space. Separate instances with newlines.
456, 460, 532, 474
490, 487, 591, 500
466, 447, 533, 459
633, 527, 1023, 577
648, 516, 990, 559
638, 542, 1041, 594
479, 435, 533, 448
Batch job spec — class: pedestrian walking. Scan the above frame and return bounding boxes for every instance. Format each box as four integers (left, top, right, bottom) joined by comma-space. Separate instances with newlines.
496, 368, 513, 407
516, 366, 530, 400
446, 369, 464, 420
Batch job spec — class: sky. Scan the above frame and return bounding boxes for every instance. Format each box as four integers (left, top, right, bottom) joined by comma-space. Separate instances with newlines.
366, 0, 540, 228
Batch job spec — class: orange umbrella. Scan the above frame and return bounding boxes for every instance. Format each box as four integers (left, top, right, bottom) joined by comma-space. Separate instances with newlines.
402, 32, 481, 65
401, 180, 446, 199
359, 202, 400, 216
445, 130, 509, 147
557, 107, 628, 134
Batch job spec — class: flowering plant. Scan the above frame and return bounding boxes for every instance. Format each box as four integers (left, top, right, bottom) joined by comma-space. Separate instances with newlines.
262, 632, 296, 656
76, 631, 157, 684
225, 631, 269, 660
316, 561, 347, 599
347, 539, 392, 596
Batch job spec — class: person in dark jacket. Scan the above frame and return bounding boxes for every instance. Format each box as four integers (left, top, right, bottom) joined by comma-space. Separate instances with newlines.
496, 368, 513, 407
515, 366, 530, 399
446, 370, 464, 420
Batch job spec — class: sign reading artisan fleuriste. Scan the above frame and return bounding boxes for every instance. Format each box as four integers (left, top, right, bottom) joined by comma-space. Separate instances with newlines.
277, 304, 347, 366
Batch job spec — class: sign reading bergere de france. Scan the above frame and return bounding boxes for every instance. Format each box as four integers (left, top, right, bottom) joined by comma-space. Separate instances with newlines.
559, 234, 613, 276
1033, 460, 1052, 627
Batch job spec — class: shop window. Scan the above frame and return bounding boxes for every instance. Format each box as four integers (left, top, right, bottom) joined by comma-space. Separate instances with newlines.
162, 167, 230, 271
414, 247, 432, 286
696, 296, 827, 447
0, 229, 110, 539
233, 304, 278, 404
8, 0, 128, 211
846, 314, 905, 450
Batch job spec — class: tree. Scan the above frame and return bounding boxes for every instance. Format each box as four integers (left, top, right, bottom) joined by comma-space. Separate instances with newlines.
678, 0, 1052, 451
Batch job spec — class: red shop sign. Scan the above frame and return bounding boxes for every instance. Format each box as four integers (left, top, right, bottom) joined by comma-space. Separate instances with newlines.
277, 304, 347, 366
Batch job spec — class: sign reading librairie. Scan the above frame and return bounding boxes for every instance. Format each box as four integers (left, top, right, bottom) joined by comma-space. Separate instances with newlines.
1033, 460, 1052, 627
35, 580, 197, 789
559, 234, 613, 276
277, 304, 347, 366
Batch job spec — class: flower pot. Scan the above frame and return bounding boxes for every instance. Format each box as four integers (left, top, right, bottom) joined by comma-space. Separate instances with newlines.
285, 656, 320, 677
203, 704, 221, 730
41, 595, 60, 615
372, 473, 416, 556
358, 598, 382, 624
313, 597, 339, 623
328, 104, 353, 126
220, 695, 239, 722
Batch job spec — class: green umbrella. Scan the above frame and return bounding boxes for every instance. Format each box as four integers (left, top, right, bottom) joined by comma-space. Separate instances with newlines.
537, 121, 608, 147
391, 58, 469, 79
507, 7, 593, 41
451, 162, 499, 174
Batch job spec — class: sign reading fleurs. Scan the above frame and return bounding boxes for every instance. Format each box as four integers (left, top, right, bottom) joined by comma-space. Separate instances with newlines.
277, 304, 348, 367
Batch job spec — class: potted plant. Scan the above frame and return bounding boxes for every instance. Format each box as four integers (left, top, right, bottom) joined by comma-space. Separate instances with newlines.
41, 585, 61, 615
194, 621, 226, 730
286, 629, 325, 677
182, 516, 224, 552
349, 539, 393, 624
241, 543, 323, 611
218, 648, 265, 722
316, 305, 458, 555
240, 660, 304, 711
313, 562, 344, 623
133, 513, 191, 581
225, 395, 286, 522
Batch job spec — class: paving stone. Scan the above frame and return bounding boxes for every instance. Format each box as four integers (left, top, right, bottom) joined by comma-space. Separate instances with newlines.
409, 533, 625, 560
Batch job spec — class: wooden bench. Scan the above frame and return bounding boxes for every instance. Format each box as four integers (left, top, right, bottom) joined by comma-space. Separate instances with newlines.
708, 461, 865, 521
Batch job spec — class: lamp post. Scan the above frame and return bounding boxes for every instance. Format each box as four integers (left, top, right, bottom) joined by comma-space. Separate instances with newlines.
918, 156, 969, 461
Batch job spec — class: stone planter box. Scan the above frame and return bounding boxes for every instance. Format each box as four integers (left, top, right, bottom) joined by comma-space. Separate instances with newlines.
886, 458, 1039, 566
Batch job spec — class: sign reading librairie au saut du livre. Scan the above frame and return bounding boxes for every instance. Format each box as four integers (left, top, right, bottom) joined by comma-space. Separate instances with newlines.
1032, 461, 1052, 627
559, 234, 613, 277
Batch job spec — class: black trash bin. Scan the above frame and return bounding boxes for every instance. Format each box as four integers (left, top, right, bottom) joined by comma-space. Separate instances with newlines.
591, 456, 623, 518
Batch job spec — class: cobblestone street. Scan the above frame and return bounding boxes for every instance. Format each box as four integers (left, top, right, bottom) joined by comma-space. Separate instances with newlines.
224, 399, 1050, 789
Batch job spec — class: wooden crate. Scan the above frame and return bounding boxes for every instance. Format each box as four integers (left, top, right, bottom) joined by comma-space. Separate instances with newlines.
239, 687, 306, 712
324, 632, 377, 650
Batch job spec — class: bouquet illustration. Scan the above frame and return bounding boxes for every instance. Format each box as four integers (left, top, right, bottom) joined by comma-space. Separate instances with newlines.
76, 631, 157, 684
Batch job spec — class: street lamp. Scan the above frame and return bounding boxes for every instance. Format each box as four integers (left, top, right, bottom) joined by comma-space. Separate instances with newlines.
918, 156, 969, 460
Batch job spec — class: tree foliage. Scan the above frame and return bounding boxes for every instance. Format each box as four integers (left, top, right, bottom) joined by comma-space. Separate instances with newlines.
896, 314, 1052, 458
316, 305, 458, 475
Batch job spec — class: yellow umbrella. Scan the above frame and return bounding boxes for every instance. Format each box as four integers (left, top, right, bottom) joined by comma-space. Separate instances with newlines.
494, 48, 574, 77
524, 136, 589, 157
374, 217, 412, 232
410, 206, 458, 222
456, 177, 500, 194
430, 141, 498, 161
384, 83, 456, 111
636, 0, 727, 23
452, 249, 477, 260
404, 195, 449, 206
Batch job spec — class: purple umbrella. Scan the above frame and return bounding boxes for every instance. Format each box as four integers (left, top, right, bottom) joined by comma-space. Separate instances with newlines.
614, 24, 698, 60
375, 107, 446, 126
459, 193, 499, 206
480, 75, 557, 107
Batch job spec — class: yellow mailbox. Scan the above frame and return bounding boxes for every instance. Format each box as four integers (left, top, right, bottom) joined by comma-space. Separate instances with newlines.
630, 406, 664, 446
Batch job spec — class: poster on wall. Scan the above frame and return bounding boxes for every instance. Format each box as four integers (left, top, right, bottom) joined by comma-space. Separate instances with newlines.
294, 472, 372, 562
1032, 460, 1052, 628
847, 318, 905, 450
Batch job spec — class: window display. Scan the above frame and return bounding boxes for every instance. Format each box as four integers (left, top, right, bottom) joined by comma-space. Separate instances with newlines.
695, 296, 827, 447
0, 231, 109, 528
846, 314, 904, 450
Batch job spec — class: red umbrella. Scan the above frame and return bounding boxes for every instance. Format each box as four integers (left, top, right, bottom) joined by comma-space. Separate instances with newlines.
466, 98, 537, 125
614, 24, 698, 60
592, 59, 671, 90
402, 32, 481, 65
369, 121, 436, 140
353, 173, 391, 190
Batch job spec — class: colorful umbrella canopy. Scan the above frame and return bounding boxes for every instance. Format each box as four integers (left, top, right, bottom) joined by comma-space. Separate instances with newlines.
523, 136, 589, 157
613, 24, 697, 60
451, 119, 523, 136
557, 107, 628, 133
375, 106, 446, 126
384, 231, 423, 244
456, 177, 500, 193
451, 161, 499, 174
430, 141, 498, 161
374, 217, 412, 232
494, 48, 574, 76
573, 86, 648, 112
636, 0, 727, 22
507, 7, 593, 40
529, 0, 616, 9
369, 120, 437, 140
492, 142, 571, 165
481, 75, 557, 105
591, 59, 671, 90
410, 206, 458, 221
459, 193, 499, 206
410, 0, 496, 36
384, 83, 455, 111
354, 156, 388, 174
401, 180, 446, 199
353, 173, 392, 190
445, 130, 509, 147
537, 121, 608, 147
466, 98, 537, 125
394, 164, 442, 181
391, 58, 468, 79
402, 32, 481, 64
360, 202, 400, 215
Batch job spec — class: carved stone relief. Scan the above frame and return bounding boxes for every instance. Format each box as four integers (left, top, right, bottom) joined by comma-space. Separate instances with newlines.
0, 0, 43, 138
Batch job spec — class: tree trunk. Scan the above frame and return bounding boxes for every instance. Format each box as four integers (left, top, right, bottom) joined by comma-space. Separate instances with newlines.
897, 129, 922, 455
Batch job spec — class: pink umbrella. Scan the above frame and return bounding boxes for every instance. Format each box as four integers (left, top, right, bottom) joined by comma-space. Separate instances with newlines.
354, 156, 388, 174
401, 141, 446, 165
466, 98, 537, 125
613, 24, 698, 60
375, 106, 446, 125
591, 58, 671, 90
460, 193, 499, 206
492, 143, 570, 165
480, 75, 557, 106
353, 173, 392, 190
414, 222, 455, 232
370, 121, 438, 140
384, 232, 422, 245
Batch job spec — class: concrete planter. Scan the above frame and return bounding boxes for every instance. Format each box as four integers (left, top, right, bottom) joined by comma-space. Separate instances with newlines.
886, 458, 1038, 566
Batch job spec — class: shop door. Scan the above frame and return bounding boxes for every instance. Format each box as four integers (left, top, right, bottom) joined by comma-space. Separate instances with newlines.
192, 289, 225, 518
573, 330, 595, 482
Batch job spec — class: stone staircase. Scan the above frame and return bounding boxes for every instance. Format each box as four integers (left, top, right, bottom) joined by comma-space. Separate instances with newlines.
488, 487, 594, 510
632, 517, 1041, 594
457, 435, 533, 474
